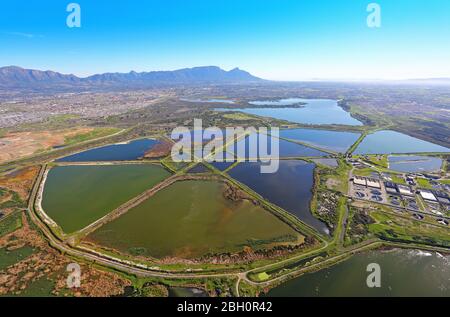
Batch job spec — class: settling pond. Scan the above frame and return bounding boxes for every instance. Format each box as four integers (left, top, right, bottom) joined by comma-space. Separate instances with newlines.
278, 128, 360, 153
388, 155, 443, 173
86, 180, 303, 259
56, 138, 160, 162
354, 131, 449, 155
42, 164, 171, 233
226, 132, 327, 159
228, 160, 329, 234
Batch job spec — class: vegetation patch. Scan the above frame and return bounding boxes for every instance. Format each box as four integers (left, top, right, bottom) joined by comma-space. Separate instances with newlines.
0, 245, 34, 270
0, 211, 23, 237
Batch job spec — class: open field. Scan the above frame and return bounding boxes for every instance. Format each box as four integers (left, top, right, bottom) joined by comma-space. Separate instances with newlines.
0, 127, 120, 164
0, 128, 91, 163
86, 180, 304, 260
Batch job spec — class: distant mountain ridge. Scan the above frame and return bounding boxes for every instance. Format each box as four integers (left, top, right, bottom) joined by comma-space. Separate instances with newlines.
0, 66, 262, 89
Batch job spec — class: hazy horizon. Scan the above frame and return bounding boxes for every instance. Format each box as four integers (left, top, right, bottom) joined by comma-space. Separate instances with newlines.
1, 0, 450, 81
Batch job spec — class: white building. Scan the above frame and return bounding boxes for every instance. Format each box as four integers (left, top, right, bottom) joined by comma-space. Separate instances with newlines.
366, 178, 381, 189
419, 190, 437, 202
353, 176, 367, 186
397, 185, 414, 196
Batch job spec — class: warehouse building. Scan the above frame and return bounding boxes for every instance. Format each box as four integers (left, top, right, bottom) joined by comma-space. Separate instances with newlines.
397, 185, 414, 196
353, 176, 367, 186
366, 178, 381, 189
419, 190, 437, 202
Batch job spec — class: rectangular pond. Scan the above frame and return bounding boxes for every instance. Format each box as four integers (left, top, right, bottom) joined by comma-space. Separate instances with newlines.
42, 164, 171, 233
228, 160, 329, 234
56, 138, 160, 162
278, 128, 360, 153
226, 132, 328, 159
86, 180, 303, 259
354, 131, 449, 154
215, 98, 362, 125
388, 155, 443, 173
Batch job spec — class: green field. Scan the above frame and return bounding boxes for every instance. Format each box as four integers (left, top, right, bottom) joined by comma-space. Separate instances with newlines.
416, 177, 433, 189
42, 164, 171, 233
0, 211, 23, 237
0, 246, 35, 270
64, 127, 121, 145
86, 180, 303, 259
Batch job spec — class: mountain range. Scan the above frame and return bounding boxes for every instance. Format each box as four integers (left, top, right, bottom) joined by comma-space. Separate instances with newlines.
0, 66, 263, 89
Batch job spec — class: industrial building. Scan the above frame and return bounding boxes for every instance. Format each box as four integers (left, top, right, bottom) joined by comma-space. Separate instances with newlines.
353, 176, 367, 186
419, 190, 437, 202
397, 185, 414, 196
366, 178, 381, 189
384, 182, 398, 194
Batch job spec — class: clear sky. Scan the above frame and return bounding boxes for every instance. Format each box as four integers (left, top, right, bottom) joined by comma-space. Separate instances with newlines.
1, 0, 449, 80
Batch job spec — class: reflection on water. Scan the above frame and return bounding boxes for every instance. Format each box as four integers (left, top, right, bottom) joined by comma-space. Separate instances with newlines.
168, 287, 208, 297
388, 155, 443, 173
354, 131, 449, 154
216, 98, 362, 125
279, 128, 360, 153
228, 160, 329, 234
56, 138, 159, 162
266, 249, 450, 297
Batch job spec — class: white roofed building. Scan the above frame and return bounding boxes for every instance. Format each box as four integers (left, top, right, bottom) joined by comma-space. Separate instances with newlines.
419, 190, 437, 202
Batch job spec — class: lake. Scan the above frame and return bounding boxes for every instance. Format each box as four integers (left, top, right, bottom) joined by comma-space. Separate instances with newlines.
42, 164, 171, 233
279, 128, 360, 153
86, 180, 303, 259
181, 98, 235, 104
56, 138, 160, 162
354, 131, 450, 154
266, 249, 450, 297
228, 160, 329, 234
388, 155, 443, 173
215, 98, 362, 125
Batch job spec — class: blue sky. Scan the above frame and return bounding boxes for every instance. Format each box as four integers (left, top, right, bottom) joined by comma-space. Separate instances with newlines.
1, 0, 449, 80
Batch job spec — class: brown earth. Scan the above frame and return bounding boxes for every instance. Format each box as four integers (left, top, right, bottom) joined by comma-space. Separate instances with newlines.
0, 127, 93, 163
143, 140, 172, 159
0, 166, 39, 200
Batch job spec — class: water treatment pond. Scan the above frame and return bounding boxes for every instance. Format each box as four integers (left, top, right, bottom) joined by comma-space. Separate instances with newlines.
354, 131, 449, 154
42, 164, 170, 233
86, 180, 303, 259
228, 160, 329, 234
388, 155, 443, 173
56, 138, 160, 162
279, 128, 360, 153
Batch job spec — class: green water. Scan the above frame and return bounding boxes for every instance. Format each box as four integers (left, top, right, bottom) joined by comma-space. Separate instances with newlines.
42, 164, 171, 233
87, 180, 301, 259
11, 277, 55, 297
0, 246, 35, 270
266, 249, 450, 297
168, 287, 208, 297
